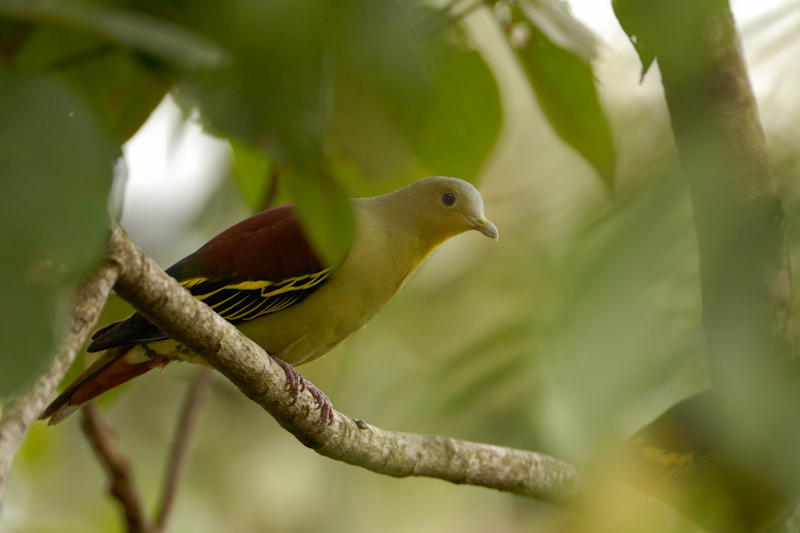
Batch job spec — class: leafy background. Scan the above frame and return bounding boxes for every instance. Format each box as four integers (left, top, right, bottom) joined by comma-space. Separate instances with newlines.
2, 0, 800, 531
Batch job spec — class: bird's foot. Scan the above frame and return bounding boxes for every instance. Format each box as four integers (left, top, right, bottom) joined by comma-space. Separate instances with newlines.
271, 356, 334, 430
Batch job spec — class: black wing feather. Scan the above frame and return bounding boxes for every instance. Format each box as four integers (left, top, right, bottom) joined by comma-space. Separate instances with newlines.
88, 270, 330, 352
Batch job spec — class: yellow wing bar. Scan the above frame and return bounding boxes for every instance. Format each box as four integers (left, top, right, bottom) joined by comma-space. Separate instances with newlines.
179, 269, 330, 323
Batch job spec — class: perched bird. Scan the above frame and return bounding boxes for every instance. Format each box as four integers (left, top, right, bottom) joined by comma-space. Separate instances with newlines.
41, 176, 498, 425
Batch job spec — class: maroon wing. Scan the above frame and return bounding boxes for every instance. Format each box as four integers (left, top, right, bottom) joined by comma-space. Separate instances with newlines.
88, 205, 330, 352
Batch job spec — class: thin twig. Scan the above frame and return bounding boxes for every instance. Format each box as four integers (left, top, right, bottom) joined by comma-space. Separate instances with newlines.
0, 259, 120, 507
81, 403, 153, 533
155, 367, 213, 531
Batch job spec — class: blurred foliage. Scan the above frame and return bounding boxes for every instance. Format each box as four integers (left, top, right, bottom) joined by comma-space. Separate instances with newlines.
229, 138, 274, 212
0, 69, 116, 395
497, 0, 616, 186
0, 0, 610, 395
3, 0, 800, 532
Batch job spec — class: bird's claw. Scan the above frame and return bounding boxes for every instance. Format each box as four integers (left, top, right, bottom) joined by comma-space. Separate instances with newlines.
271, 356, 334, 431
272, 356, 305, 399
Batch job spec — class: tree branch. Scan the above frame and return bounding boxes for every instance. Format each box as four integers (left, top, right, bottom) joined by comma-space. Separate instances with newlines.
0, 257, 120, 506
155, 367, 213, 532
81, 403, 153, 533
101, 223, 703, 532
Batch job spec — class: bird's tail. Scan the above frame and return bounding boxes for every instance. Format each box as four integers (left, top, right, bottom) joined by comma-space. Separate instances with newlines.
40, 346, 169, 425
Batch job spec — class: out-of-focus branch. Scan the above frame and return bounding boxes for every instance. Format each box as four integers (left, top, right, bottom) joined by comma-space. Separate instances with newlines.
0, 257, 120, 505
102, 223, 703, 532
155, 367, 213, 532
81, 403, 153, 533
615, 0, 795, 390
613, 1, 800, 529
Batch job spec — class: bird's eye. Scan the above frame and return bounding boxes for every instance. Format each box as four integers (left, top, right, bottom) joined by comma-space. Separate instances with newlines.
441, 192, 456, 206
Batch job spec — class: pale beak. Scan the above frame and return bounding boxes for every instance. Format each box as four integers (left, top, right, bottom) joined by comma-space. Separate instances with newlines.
467, 215, 499, 240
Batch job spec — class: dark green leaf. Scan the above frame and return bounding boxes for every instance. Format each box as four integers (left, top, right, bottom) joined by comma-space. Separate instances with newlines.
0, 69, 116, 396
612, 0, 710, 80
0, 0, 227, 71
15, 24, 170, 143
322, 0, 432, 184
172, 0, 328, 158
174, 0, 432, 180
170, 0, 431, 256
612, 0, 656, 77
325, 9, 502, 187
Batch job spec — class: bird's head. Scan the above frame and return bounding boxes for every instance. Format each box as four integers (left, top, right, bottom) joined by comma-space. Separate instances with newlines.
391, 176, 499, 245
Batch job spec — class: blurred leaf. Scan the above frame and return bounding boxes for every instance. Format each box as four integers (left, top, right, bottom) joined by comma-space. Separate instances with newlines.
409, 28, 502, 184
327, 68, 427, 184
230, 138, 273, 212
328, 21, 502, 186
612, 0, 708, 80
283, 164, 354, 266
507, 7, 616, 186
0, 0, 227, 71
172, 0, 328, 158
4, 0, 227, 144
519, 0, 597, 61
323, 0, 432, 184
432, 323, 531, 417
612, 0, 656, 77
174, 0, 432, 181
15, 24, 170, 143
0, 69, 115, 396
168, 0, 435, 257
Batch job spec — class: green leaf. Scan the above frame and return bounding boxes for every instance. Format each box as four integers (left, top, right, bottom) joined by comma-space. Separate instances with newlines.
612, 0, 656, 77
519, 0, 597, 61
612, 0, 708, 80
169, 0, 431, 254
322, 0, 432, 183
174, 0, 432, 175
0, 0, 227, 71
0, 69, 116, 396
326, 7, 502, 187
230, 138, 274, 212
508, 8, 616, 187
14, 24, 170, 143
410, 28, 503, 185
172, 0, 328, 158
282, 164, 355, 266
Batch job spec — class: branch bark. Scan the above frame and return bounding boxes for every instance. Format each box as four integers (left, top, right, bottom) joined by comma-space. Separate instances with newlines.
155, 367, 213, 532
103, 224, 582, 500
0, 257, 119, 505
99, 224, 702, 532
82, 403, 153, 533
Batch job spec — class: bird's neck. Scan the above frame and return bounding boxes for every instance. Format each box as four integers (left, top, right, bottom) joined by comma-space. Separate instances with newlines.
352, 197, 446, 263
